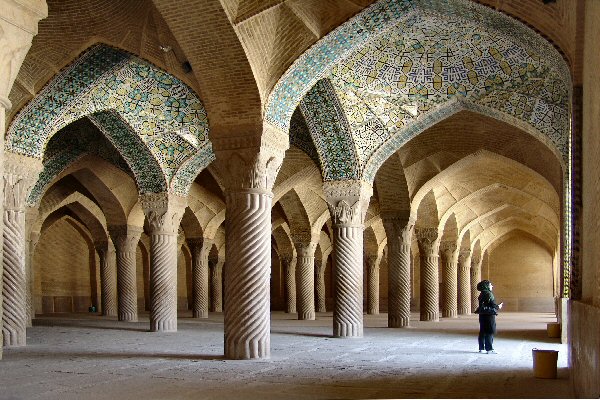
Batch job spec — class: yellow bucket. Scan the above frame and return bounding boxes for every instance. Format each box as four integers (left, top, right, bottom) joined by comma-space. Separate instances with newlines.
532, 349, 558, 379
547, 322, 561, 338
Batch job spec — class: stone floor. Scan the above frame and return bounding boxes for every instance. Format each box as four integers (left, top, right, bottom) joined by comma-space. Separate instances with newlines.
0, 311, 571, 399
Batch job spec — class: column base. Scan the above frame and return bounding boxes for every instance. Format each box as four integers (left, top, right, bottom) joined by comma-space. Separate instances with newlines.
388, 316, 410, 328
225, 337, 270, 359
2, 331, 26, 347
193, 310, 209, 318
420, 311, 439, 322
334, 323, 363, 338
298, 311, 315, 320
458, 307, 471, 315
285, 307, 297, 314
119, 312, 138, 322
151, 319, 177, 332
367, 308, 379, 315
442, 310, 458, 318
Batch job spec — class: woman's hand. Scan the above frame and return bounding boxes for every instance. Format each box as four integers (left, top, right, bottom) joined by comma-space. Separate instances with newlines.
498, 302, 504, 309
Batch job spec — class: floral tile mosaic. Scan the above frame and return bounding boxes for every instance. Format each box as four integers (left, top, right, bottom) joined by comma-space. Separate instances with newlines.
7, 44, 213, 197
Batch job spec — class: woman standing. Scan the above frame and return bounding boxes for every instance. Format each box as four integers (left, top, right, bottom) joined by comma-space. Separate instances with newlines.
476, 280, 503, 354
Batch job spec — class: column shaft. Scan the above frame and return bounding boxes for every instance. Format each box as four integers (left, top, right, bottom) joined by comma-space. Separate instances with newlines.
189, 238, 211, 318
416, 228, 440, 322
315, 261, 327, 312
224, 190, 271, 359
112, 227, 142, 322
149, 232, 178, 331
209, 260, 223, 312
282, 257, 296, 313
457, 249, 472, 315
471, 256, 482, 312
366, 256, 380, 315
2, 209, 26, 346
98, 246, 117, 316
440, 242, 458, 318
294, 240, 316, 320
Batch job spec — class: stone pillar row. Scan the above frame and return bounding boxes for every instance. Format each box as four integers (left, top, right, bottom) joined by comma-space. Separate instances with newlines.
210, 258, 223, 313
282, 256, 296, 313
471, 254, 482, 313
416, 227, 441, 322
188, 237, 213, 318
315, 256, 327, 313
457, 247, 472, 315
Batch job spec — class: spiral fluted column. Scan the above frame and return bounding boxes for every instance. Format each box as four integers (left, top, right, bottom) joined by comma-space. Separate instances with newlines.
457, 248, 472, 315
210, 259, 223, 312
3, 153, 42, 347
366, 255, 380, 315
440, 241, 458, 318
383, 214, 414, 328
416, 227, 441, 322
141, 193, 186, 332
188, 238, 212, 318
282, 256, 296, 313
224, 189, 273, 358
0, 4, 47, 358
325, 181, 372, 338
293, 237, 316, 320
315, 257, 327, 312
95, 243, 117, 317
26, 230, 40, 326
471, 254, 482, 312
110, 226, 142, 322
214, 127, 286, 359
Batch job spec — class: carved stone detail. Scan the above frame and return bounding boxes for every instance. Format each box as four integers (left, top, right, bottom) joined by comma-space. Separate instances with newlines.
416, 227, 440, 321
457, 247, 472, 315
471, 255, 483, 312
293, 239, 316, 320
323, 180, 372, 226
109, 226, 142, 322
315, 259, 327, 312
383, 215, 414, 328
366, 255, 380, 315
210, 260, 223, 312
188, 237, 212, 318
140, 192, 187, 235
224, 190, 272, 359
95, 242, 117, 317
282, 256, 296, 313
439, 241, 458, 318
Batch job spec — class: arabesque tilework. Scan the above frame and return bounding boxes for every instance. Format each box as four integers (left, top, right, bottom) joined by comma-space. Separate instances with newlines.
289, 108, 320, 168
266, 0, 571, 183
7, 44, 213, 197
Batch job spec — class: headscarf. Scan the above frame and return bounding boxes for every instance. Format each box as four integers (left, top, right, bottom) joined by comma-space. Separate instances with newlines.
477, 280, 495, 303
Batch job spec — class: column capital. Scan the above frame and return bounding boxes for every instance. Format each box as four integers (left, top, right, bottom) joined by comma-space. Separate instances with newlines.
471, 254, 482, 266
439, 240, 458, 259
383, 212, 415, 246
323, 180, 372, 226
108, 225, 143, 250
3, 152, 42, 210
366, 254, 380, 272
187, 237, 213, 254
415, 227, 440, 255
212, 125, 287, 192
94, 240, 109, 254
140, 192, 186, 234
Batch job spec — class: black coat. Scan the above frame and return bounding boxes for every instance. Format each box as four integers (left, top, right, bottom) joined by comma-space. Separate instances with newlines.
477, 289, 500, 334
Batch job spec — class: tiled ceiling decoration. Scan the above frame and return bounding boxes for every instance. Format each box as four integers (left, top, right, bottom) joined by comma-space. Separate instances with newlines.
7, 44, 214, 196
266, 0, 571, 182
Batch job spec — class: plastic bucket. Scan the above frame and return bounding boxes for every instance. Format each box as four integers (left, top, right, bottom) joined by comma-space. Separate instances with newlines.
547, 322, 561, 338
532, 349, 558, 379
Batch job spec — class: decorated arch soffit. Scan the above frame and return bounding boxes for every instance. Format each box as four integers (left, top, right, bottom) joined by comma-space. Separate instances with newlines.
7, 44, 214, 198
265, 0, 571, 183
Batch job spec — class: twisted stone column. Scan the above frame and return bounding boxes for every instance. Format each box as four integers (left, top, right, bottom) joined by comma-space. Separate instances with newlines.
210, 260, 223, 312
95, 242, 117, 317
282, 256, 296, 313
366, 255, 380, 315
383, 213, 414, 328
315, 258, 327, 312
26, 229, 40, 326
440, 241, 458, 318
293, 236, 316, 320
3, 154, 42, 346
188, 237, 212, 318
110, 226, 142, 322
471, 254, 482, 312
457, 248, 472, 315
324, 180, 372, 338
214, 126, 286, 359
0, 0, 47, 358
141, 193, 186, 332
416, 227, 441, 322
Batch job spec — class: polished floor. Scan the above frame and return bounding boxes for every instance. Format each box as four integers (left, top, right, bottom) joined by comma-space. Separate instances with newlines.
0, 311, 571, 399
